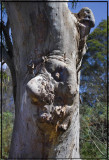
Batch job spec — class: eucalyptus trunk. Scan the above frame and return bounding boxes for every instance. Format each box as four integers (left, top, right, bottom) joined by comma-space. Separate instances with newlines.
5, 1, 95, 159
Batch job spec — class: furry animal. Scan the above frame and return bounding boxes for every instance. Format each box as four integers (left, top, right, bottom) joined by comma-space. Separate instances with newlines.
76, 7, 95, 39
74, 7, 95, 82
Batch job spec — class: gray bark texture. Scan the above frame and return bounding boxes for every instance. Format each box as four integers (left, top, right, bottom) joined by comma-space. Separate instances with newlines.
4, 1, 95, 159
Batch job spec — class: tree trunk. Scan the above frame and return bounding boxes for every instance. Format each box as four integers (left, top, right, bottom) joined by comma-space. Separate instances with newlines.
5, 1, 95, 159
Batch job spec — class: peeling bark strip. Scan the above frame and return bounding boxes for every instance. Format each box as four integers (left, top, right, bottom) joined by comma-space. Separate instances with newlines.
5, 1, 95, 159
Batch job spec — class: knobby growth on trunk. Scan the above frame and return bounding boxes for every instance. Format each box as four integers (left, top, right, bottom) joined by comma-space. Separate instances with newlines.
2, 1, 95, 159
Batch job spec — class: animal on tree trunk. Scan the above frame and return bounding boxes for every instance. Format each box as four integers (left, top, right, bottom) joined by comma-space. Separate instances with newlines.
2, 1, 95, 159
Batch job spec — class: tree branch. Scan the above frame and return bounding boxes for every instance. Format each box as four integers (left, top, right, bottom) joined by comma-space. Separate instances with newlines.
0, 19, 16, 101
2, 61, 5, 65
0, 44, 17, 102
1, 20, 13, 58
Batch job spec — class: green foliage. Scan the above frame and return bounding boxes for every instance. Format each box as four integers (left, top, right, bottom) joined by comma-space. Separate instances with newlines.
0, 112, 14, 159
0, 70, 8, 80
2, 2, 5, 11
80, 102, 107, 159
81, 18, 108, 105
0, 67, 14, 159
80, 18, 108, 158
0, 67, 12, 94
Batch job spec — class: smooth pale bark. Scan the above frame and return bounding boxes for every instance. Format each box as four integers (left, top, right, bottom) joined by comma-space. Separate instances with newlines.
5, 1, 95, 159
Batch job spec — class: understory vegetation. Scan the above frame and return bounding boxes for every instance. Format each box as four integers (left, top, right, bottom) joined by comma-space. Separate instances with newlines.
0, 112, 14, 159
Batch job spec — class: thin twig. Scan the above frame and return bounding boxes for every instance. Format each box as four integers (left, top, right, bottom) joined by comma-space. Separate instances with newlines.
90, 137, 105, 156
90, 129, 106, 146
